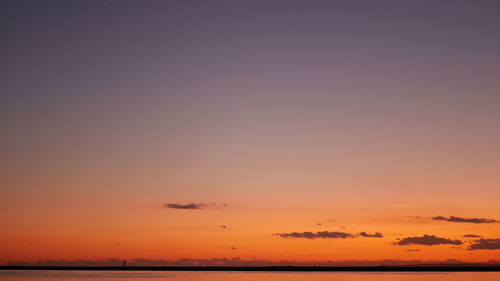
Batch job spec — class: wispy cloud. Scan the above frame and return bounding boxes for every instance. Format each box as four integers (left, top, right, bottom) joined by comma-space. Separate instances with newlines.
468, 239, 500, 250
394, 235, 462, 246
432, 216, 498, 224
275, 231, 354, 239
164, 203, 207, 209
164, 203, 220, 209
275, 231, 384, 239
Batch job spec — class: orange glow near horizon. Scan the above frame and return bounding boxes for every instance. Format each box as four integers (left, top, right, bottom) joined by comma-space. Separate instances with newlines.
1, 197, 499, 264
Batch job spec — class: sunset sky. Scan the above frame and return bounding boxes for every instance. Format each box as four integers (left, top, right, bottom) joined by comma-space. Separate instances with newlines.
1, 0, 500, 265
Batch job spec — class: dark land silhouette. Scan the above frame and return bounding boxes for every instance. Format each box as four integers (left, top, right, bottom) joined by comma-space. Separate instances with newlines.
1, 265, 500, 272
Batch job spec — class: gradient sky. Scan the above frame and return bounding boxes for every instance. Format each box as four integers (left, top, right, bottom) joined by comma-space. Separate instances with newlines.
1, 0, 500, 265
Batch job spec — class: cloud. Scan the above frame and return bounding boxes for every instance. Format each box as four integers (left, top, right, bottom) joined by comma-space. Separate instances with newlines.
220, 225, 227, 229
468, 239, 500, 250
394, 235, 462, 246
359, 232, 383, 238
432, 216, 498, 224
463, 234, 481, 238
406, 249, 420, 252
164, 203, 215, 209
275, 231, 384, 239
408, 216, 423, 219
275, 231, 354, 239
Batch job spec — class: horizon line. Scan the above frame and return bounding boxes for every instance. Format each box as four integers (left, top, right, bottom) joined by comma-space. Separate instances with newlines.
2, 265, 500, 272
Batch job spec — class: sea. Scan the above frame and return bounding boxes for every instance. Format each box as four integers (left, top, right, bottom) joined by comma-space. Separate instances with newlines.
0, 271, 499, 281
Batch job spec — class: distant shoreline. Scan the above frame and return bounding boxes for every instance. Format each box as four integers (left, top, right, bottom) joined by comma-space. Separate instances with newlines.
1, 266, 500, 272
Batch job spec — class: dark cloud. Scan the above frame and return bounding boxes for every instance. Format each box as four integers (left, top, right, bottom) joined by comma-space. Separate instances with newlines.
394, 235, 462, 246
275, 231, 354, 239
359, 232, 383, 238
468, 239, 500, 250
220, 225, 227, 229
406, 249, 420, 252
433, 216, 498, 224
164, 203, 215, 209
463, 234, 481, 238
231, 247, 237, 250
275, 231, 383, 239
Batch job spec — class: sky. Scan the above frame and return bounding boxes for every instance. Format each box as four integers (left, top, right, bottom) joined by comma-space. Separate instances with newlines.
1, 0, 500, 265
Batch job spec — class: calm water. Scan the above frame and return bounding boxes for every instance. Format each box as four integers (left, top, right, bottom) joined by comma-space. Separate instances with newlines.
0, 271, 499, 281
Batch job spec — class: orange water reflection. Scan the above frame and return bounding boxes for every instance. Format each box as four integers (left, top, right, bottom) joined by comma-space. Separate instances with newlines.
1, 271, 500, 281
